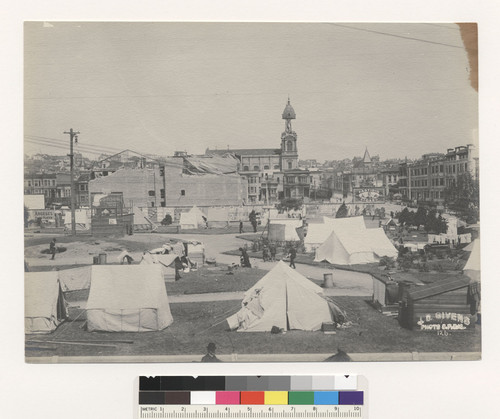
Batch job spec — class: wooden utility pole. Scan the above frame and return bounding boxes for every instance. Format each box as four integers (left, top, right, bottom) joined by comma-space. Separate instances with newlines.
64, 128, 80, 237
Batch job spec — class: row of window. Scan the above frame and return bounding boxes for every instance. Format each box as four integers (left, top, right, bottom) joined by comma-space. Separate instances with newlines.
243, 165, 280, 171
430, 165, 444, 174
431, 178, 445, 187
285, 176, 310, 184
26, 179, 56, 187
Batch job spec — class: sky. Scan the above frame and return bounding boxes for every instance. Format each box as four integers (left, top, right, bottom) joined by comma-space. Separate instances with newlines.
24, 22, 478, 161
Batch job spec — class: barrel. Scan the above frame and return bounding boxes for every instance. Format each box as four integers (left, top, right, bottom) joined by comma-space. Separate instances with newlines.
323, 273, 334, 288
93, 256, 100, 265
98, 253, 107, 265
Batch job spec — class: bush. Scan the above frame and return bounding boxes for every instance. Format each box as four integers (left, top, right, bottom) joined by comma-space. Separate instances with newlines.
379, 256, 396, 270
161, 214, 173, 226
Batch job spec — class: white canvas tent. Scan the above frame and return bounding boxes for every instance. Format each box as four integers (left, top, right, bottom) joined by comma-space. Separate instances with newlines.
365, 228, 399, 259
315, 218, 397, 265
140, 253, 180, 281
463, 239, 480, 283
86, 265, 173, 332
58, 266, 92, 291
304, 222, 334, 252
226, 261, 333, 332
25, 272, 68, 334
179, 206, 206, 230
64, 209, 90, 231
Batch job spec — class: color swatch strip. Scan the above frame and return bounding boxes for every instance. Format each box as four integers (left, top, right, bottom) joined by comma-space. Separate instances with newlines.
138, 391, 363, 406
140, 376, 357, 391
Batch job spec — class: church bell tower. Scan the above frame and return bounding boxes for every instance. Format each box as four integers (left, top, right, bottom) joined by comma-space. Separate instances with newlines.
280, 98, 298, 171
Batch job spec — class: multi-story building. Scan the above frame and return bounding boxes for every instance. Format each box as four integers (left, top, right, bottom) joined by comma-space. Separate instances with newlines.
24, 172, 73, 207
398, 144, 478, 207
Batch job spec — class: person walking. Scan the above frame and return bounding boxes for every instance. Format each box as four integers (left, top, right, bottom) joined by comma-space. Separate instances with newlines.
49, 238, 56, 260
289, 246, 296, 269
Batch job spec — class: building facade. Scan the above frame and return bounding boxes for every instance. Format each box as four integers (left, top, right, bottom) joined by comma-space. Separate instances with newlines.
398, 144, 478, 207
206, 99, 311, 203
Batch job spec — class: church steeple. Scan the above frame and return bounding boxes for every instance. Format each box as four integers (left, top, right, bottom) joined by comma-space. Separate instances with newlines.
280, 98, 298, 171
363, 147, 372, 164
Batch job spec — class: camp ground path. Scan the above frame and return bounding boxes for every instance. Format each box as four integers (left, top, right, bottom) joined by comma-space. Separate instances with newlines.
25, 232, 373, 297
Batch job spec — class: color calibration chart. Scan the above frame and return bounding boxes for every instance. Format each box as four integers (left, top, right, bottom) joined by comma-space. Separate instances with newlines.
137, 376, 367, 418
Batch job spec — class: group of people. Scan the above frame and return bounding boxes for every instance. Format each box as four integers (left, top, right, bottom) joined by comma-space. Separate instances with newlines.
239, 243, 297, 269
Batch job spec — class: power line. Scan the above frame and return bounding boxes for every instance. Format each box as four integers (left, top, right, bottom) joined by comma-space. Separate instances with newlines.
25, 135, 124, 153
24, 139, 110, 156
330, 23, 464, 49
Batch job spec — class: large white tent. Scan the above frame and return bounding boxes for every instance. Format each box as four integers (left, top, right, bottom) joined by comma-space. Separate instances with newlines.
226, 261, 334, 332
86, 265, 173, 332
304, 216, 366, 252
179, 206, 206, 230
25, 272, 68, 334
58, 266, 92, 291
315, 221, 397, 265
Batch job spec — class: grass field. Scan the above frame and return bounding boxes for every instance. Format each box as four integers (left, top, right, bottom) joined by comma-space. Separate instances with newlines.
25, 297, 480, 360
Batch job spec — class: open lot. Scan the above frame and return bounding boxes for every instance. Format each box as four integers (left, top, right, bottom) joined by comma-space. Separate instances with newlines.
25, 231, 480, 362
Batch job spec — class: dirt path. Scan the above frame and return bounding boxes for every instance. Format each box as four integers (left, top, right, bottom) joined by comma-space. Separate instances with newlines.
26, 232, 374, 296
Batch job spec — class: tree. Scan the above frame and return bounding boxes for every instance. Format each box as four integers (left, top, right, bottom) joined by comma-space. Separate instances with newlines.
398, 207, 415, 225
414, 206, 428, 228
276, 198, 303, 212
335, 203, 349, 218
444, 172, 479, 222
424, 209, 448, 234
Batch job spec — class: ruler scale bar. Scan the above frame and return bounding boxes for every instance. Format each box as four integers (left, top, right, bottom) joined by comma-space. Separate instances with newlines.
138, 406, 364, 419
137, 376, 367, 419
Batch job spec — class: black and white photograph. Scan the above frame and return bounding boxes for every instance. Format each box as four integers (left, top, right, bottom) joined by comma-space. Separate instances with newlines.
23, 22, 481, 363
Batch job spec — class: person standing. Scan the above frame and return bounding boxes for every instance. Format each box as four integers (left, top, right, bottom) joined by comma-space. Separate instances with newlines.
269, 242, 277, 261
49, 238, 56, 260
289, 246, 296, 269
239, 247, 251, 268
249, 210, 257, 233
239, 220, 243, 234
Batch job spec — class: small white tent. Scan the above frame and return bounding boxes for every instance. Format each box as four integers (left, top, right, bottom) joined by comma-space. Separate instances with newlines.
25, 272, 68, 334
86, 265, 173, 332
179, 206, 206, 230
463, 239, 480, 283
140, 253, 180, 281
226, 261, 334, 332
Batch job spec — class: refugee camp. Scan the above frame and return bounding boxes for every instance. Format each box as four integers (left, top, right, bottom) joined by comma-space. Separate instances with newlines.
24, 22, 480, 363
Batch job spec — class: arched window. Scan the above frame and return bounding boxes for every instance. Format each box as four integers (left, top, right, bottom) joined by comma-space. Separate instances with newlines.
264, 165, 269, 170
274, 165, 279, 170
287, 140, 293, 152
288, 161, 292, 169
253, 165, 259, 171
243, 166, 249, 171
